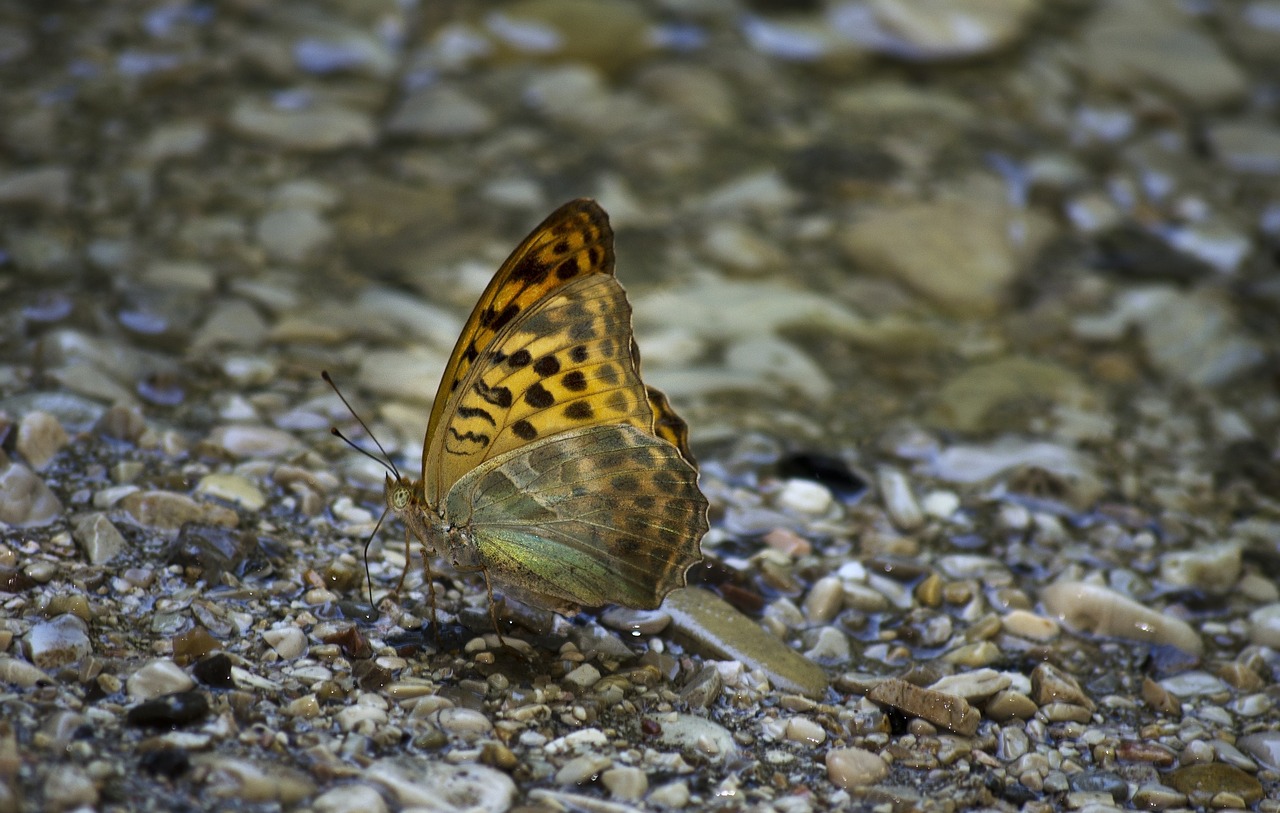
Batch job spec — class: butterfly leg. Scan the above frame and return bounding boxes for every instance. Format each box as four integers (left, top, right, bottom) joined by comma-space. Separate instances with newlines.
421, 543, 440, 637
450, 559, 507, 647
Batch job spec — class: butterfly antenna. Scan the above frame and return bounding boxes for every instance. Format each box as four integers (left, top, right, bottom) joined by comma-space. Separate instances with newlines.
321, 370, 401, 481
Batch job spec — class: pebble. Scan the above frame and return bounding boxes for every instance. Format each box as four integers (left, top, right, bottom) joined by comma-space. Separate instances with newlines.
1030, 663, 1095, 711
826, 746, 889, 789
867, 678, 981, 736
646, 780, 690, 808
555, 754, 612, 786
776, 478, 834, 517
205, 425, 304, 458
126, 690, 210, 728
1236, 732, 1280, 770
802, 575, 844, 623
601, 766, 648, 801
928, 669, 1011, 702
1079, 0, 1247, 108
784, 716, 826, 746
312, 784, 388, 813
877, 465, 924, 530
25, 614, 93, 669
196, 473, 267, 511
652, 713, 738, 764
1159, 543, 1241, 593
229, 99, 376, 152
72, 512, 128, 565
386, 84, 494, 139
119, 490, 237, 534
191, 756, 314, 804
0, 657, 53, 687
1041, 581, 1203, 655
840, 192, 1052, 317
1246, 602, 1280, 648
665, 587, 829, 699
16, 410, 69, 470
1165, 763, 1263, 807
366, 761, 515, 811
256, 207, 331, 263
43, 764, 98, 810
426, 707, 494, 740
128, 659, 196, 700
562, 663, 601, 691
263, 627, 308, 660
1001, 609, 1060, 641
0, 460, 64, 527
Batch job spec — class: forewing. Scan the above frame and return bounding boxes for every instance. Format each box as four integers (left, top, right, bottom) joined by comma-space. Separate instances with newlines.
424, 272, 659, 504
422, 199, 614, 482
445, 424, 708, 610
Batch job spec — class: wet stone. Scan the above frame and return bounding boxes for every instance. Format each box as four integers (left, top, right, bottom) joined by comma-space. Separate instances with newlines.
826, 746, 889, 789
665, 587, 829, 699
312, 783, 388, 813
119, 490, 237, 534
72, 512, 128, 565
1069, 770, 1130, 802
229, 99, 376, 152
867, 678, 981, 736
25, 614, 93, 669
1165, 763, 1263, 806
191, 654, 234, 689
601, 766, 647, 801
195, 473, 266, 511
126, 691, 211, 728
128, 659, 196, 700
0, 460, 63, 527
16, 410, 69, 470
1041, 581, 1203, 655
205, 425, 304, 458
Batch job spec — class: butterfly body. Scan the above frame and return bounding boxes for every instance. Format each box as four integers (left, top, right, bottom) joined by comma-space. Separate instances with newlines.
386, 199, 707, 616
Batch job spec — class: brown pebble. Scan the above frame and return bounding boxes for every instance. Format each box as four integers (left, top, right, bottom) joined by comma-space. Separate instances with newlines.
1141, 676, 1181, 716
867, 677, 981, 736
1165, 763, 1262, 806
1116, 739, 1177, 767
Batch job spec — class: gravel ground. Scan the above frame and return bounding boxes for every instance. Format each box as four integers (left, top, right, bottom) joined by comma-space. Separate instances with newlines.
1, 2, 1279, 812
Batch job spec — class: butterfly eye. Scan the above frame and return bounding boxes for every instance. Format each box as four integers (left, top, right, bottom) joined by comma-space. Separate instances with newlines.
392, 488, 410, 510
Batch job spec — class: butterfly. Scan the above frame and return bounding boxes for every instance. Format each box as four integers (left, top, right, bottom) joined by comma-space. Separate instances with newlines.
382, 199, 708, 622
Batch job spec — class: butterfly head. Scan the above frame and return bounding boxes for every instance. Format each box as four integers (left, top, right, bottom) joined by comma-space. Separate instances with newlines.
385, 474, 413, 512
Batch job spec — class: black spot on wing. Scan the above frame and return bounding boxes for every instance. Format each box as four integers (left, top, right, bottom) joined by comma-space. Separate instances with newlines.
507, 348, 532, 368
570, 345, 589, 363
511, 255, 550, 284
564, 401, 593, 421
562, 371, 587, 392
525, 382, 555, 409
512, 420, 537, 440
533, 355, 560, 376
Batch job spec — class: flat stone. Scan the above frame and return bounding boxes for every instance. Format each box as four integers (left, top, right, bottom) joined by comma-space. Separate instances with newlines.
1079, 0, 1248, 108
196, 473, 266, 511
256, 207, 332, 263
205, 425, 304, 459
365, 760, 515, 812
386, 84, 494, 139
867, 677, 981, 735
229, 99, 376, 152
1165, 763, 1263, 806
840, 188, 1054, 317
1041, 581, 1203, 656
664, 587, 829, 699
